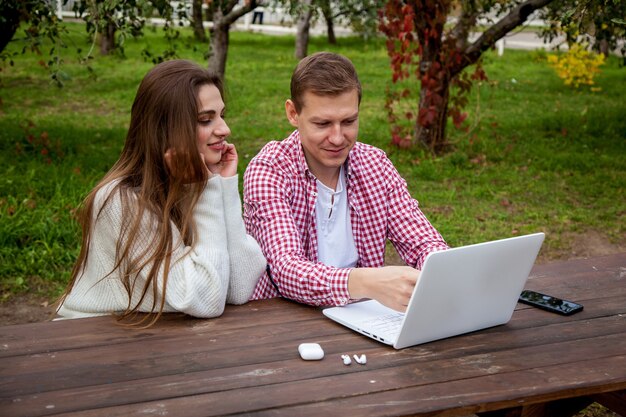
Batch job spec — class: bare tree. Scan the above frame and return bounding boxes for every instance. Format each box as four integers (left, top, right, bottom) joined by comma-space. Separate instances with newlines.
100, 22, 116, 55
295, 0, 315, 59
192, 0, 207, 42
208, 0, 260, 79
283, 0, 383, 59
319, 0, 336, 45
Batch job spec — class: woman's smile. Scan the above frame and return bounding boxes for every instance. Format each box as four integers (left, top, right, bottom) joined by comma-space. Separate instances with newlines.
207, 140, 225, 151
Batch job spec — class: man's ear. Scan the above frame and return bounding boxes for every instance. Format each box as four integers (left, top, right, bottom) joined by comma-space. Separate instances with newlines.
285, 99, 299, 128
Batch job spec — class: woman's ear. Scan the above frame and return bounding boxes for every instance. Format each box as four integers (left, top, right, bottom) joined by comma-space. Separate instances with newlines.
285, 99, 299, 128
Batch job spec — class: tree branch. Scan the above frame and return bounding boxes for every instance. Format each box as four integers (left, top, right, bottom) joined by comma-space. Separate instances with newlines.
448, 7, 479, 52
461, 0, 554, 69
333, 6, 371, 20
219, 0, 262, 27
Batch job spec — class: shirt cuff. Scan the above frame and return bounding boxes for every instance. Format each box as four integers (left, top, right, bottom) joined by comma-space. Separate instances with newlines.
416, 243, 449, 270
329, 267, 352, 306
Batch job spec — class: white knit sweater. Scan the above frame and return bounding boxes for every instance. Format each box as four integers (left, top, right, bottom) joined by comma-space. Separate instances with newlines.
58, 175, 266, 319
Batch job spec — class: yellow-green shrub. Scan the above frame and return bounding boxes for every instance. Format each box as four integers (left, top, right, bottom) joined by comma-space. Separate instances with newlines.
547, 44, 605, 88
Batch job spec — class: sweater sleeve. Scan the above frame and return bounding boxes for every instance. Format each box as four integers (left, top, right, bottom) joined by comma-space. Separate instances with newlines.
58, 178, 237, 318
219, 175, 266, 304
162, 176, 231, 317
111, 177, 234, 317
69, 177, 237, 318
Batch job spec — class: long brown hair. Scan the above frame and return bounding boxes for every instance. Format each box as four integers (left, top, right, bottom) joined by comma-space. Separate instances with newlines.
60, 60, 223, 326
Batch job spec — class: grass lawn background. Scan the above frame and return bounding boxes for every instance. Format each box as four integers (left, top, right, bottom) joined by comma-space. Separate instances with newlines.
0, 23, 624, 300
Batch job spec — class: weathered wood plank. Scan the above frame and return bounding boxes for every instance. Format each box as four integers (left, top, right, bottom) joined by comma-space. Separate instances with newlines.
592, 389, 626, 416
478, 396, 594, 417
2, 298, 624, 397
38, 353, 626, 417
523, 253, 626, 303
1, 293, 624, 396
0, 253, 623, 417
2, 284, 624, 373
2, 328, 624, 416
247, 356, 626, 417
529, 253, 625, 278
0, 299, 318, 357
2, 254, 622, 358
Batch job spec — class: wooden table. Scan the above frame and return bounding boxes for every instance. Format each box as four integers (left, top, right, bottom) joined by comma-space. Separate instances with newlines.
1, 253, 625, 417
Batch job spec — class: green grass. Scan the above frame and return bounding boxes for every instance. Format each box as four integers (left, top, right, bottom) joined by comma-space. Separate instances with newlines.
1, 23, 625, 300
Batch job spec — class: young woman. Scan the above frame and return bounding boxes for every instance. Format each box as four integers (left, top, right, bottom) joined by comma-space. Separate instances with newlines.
57, 60, 266, 325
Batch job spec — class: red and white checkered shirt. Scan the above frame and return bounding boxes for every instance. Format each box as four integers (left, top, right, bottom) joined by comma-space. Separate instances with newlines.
243, 130, 448, 306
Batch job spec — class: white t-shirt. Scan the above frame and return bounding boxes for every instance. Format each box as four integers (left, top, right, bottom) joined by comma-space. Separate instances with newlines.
315, 167, 359, 268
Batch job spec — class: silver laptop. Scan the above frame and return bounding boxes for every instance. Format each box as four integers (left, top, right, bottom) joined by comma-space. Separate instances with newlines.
323, 233, 545, 349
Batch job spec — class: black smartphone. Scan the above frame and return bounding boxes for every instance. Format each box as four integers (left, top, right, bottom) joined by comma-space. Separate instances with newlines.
519, 290, 584, 316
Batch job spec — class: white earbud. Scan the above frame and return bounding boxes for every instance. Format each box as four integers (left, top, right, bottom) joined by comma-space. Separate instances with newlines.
353, 354, 367, 365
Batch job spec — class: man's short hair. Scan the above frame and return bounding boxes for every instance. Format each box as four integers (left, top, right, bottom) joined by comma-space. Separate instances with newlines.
290, 52, 362, 113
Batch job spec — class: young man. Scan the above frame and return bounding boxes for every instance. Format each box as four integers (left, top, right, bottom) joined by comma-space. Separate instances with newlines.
243, 52, 448, 312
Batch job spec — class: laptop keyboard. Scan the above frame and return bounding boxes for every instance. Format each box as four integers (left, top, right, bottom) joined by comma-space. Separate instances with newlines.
368, 312, 404, 335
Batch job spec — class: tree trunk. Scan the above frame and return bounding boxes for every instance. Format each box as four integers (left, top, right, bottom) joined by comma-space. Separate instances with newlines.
208, 21, 229, 79
598, 38, 609, 56
99, 22, 116, 55
415, 0, 553, 152
205, 3, 214, 22
295, 0, 314, 59
205, 1, 257, 81
326, 19, 336, 45
0, 2, 20, 54
192, 0, 206, 42
416, 76, 451, 153
412, 1, 450, 152
320, 0, 336, 45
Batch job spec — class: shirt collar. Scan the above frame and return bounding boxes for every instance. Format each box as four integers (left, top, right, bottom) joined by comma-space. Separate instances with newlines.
289, 130, 314, 180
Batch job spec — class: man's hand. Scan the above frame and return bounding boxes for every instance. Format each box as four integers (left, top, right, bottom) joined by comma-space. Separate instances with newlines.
348, 266, 420, 312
